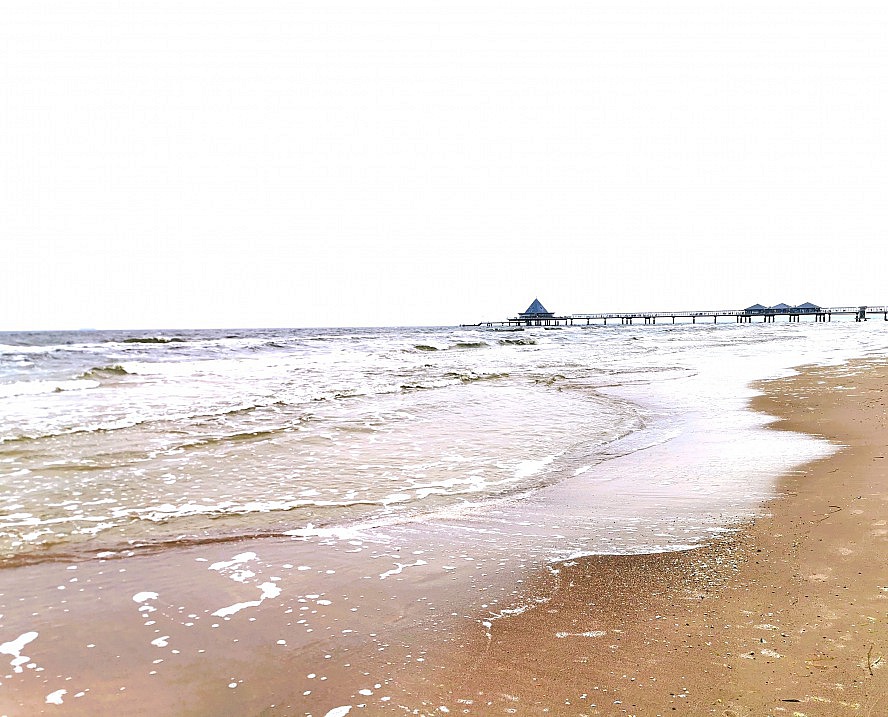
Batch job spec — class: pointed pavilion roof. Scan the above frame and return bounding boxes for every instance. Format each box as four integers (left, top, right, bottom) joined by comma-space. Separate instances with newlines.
523, 298, 550, 315
517, 298, 555, 319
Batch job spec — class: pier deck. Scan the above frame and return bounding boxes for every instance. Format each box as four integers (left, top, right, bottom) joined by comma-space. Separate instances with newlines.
463, 305, 888, 329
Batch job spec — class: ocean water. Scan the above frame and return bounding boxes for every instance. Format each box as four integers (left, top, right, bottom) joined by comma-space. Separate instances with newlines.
2, 320, 886, 568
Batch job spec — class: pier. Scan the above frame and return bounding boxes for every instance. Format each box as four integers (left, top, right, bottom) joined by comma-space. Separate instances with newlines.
463, 301, 888, 329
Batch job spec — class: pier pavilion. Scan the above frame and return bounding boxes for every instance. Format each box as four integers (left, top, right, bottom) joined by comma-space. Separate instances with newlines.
517, 299, 555, 324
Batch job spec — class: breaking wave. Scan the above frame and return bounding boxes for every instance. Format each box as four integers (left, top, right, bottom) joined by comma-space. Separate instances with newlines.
78, 364, 131, 380
120, 337, 186, 344
443, 371, 510, 383
0, 379, 100, 399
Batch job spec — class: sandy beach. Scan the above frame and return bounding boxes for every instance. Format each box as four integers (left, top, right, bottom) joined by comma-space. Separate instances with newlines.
399, 358, 888, 715
2, 357, 887, 716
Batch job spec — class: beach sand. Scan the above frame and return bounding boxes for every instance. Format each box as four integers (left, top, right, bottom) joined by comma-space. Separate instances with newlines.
399, 358, 888, 715
2, 359, 887, 716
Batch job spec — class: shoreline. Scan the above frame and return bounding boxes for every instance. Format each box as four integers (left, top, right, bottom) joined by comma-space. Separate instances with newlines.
1, 358, 886, 715
402, 358, 888, 715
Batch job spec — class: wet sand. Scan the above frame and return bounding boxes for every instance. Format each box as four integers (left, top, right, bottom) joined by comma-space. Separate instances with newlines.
2, 359, 887, 716
407, 358, 888, 715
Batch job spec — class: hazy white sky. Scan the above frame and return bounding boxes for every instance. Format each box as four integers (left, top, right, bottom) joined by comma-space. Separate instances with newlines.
2, 1, 887, 329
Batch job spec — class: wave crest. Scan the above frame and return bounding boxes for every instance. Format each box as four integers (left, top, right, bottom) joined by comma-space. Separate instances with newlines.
120, 337, 185, 344
0, 379, 100, 399
499, 338, 537, 346
443, 371, 509, 383
78, 364, 131, 380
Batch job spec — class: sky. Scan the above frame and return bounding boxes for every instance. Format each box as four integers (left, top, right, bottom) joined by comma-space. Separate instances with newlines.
2, 1, 887, 329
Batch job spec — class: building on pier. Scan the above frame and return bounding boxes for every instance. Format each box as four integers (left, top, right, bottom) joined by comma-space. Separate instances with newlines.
518, 299, 554, 320
795, 302, 822, 314
745, 303, 768, 315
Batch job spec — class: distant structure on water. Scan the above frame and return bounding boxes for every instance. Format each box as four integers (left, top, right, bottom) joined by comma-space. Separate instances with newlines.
461, 299, 888, 328
745, 302, 821, 315
518, 298, 554, 321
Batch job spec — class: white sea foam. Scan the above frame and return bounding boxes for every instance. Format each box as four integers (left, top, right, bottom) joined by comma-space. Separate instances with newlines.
0, 631, 39, 673
285, 526, 375, 542
324, 707, 352, 717
45, 689, 67, 705
209, 553, 258, 583
513, 456, 555, 479
212, 582, 282, 618
379, 560, 428, 580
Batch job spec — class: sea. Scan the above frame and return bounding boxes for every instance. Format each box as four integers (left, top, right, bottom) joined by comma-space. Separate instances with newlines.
3, 319, 886, 567
1, 319, 887, 714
